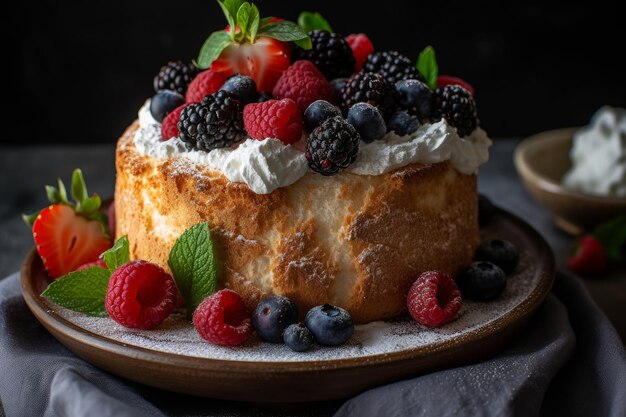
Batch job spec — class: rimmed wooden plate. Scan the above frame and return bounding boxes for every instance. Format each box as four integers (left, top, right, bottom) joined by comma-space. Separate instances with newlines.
21, 208, 554, 403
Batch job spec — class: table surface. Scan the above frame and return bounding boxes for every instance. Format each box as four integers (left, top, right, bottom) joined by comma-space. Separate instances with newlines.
1, 140, 624, 417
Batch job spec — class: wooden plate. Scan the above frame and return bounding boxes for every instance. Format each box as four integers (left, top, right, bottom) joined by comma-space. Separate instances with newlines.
21, 208, 554, 403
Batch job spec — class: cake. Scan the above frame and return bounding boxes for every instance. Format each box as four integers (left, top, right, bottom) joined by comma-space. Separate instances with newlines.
114, 5, 491, 323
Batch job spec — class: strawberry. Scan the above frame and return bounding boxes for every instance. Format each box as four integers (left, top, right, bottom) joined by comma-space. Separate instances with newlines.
24, 169, 112, 279
567, 235, 608, 276
345, 33, 374, 71
437, 75, 475, 95
195, 1, 311, 93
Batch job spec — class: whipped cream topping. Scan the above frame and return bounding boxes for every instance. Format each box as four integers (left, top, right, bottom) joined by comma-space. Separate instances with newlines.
562, 106, 626, 197
134, 100, 491, 194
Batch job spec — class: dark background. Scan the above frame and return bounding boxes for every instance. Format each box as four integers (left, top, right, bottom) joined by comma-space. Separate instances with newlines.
5, 0, 626, 145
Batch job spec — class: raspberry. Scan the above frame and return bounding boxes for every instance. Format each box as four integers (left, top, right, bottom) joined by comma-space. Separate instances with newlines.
76, 258, 107, 271
161, 103, 187, 141
345, 33, 374, 71
185, 69, 227, 103
407, 271, 462, 328
105, 260, 178, 329
243, 99, 302, 145
193, 289, 252, 346
272, 60, 336, 112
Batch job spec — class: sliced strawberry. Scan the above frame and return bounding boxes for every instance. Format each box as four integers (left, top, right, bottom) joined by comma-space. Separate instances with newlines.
211, 37, 291, 93
33, 205, 112, 279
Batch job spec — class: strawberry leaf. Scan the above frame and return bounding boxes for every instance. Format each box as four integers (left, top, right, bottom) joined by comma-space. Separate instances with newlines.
297, 11, 332, 33
594, 215, 626, 261
57, 178, 70, 205
247, 3, 260, 42
102, 236, 130, 271
197, 31, 232, 69
22, 211, 40, 228
71, 169, 88, 207
236, 2, 252, 41
416, 46, 438, 90
46, 185, 61, 204
41, 267, 111, 317
81, 195, 101, 215
218, 0, 244, 38
258, 21, 312, 50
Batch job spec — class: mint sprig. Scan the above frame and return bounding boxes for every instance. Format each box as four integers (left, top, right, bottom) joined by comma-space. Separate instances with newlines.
168, 223, 220, 317
297, 11, 332, 33
102, 236, 130, 271
257, 21, 312, 49
416, 46, 438, 90
594, 215, 626, 262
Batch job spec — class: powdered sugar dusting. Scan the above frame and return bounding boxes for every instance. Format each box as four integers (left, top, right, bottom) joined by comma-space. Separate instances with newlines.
55, 250, 541, 363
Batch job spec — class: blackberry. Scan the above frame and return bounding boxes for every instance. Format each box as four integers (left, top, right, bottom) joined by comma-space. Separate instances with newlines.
293, 30, 355, 80
434, 85, 479, 137
340, 72, 397, 120
177, 91, 245, 152
306, 117, 360, 176
255, 92, 273, 103
363, 51, 425, 84
153, 61, 198, 95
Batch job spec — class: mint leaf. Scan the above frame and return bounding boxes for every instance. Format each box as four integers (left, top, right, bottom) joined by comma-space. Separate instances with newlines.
236, 2, 252, 40
218, 0, 244, 37
102, 236, 130, 271
594, 215, 626, 261
247, 3, 260, 42
41, 267, 111, 317
71, 169, 88, 206
197, 31, 232, 69
297, 11, 332, 33
416, 46, 438, 90
258, 21, 312, 50
168, 223, 220, 317
259, 16, 273, 28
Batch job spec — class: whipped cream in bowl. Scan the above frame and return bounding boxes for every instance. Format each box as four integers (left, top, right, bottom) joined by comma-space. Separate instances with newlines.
133, 99, 492, 194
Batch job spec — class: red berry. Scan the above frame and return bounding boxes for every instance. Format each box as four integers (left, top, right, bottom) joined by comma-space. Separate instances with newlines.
193, 289, 252, 346
105, 260, 178, 329
161, 103, 187, 141
185, 69, 227, 103
437, 75, 474, 95
76, 258, 108, 271
272, 61, 337, 112
407, 271, 462, 327
567, 235, 608, 276
345, 33, 374, 71
243, 99, 302, 145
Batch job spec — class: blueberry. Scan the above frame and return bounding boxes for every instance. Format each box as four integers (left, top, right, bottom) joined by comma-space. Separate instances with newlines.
330, 78, 348, 96
255, 91, 273, 103
346, 103, 387, 143
475, 239, 519, 274
252, 296, 298, 343
220, 74, 257, 105
303, 100, 342, 132
150, 90, 185, 123
395, 79, 433, 120
283, 323, 314, 352
478, 194, 497, 226
387, 111, 419, 136
305, 304, 354, 346
458, 261, 507, 300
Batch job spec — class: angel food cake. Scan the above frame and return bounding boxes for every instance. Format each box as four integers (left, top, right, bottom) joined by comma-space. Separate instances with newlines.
114, 3, 491, 323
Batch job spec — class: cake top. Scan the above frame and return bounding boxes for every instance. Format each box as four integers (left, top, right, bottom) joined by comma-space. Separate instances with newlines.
136, 0, 491, 193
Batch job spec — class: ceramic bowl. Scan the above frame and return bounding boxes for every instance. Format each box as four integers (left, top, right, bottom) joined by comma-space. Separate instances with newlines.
514, 128, 626, 235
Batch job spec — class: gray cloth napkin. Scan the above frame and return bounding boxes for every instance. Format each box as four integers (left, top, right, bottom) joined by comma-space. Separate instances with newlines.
0, 271, 624, 417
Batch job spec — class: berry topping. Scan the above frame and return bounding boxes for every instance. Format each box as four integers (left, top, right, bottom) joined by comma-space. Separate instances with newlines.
105, 260, 178, 329
458, 261, 507, 301
243, 98, 302, 145
292, 30, 355, 79
567, 235, 608, 276
283, 323, 314, 352
330, 78, 348, 96
478, 194, 496, 226
252, 295, 299, 343
193, 289, 252, 346
340, 72, 397, 120
346, 102, 386, 143
437, 75, 474, 95
304, 304, 354, 346
475, 239, 519, 275
255, 92, 274, 103
345, 33, 374, 72
407, 271, 462, 327
220, 74, 257, 106
29, 170, 112, 279
150, 91, 185, 123
363, 51, 425, 84
272, 60, 337, 112
153, 61, 199, 95
76, 258, 108, 271
178, 91, 246, 152
161, 103, 187, 141
434, 85, 479, 137
306, 116, 360, 176
303, 100, 342, 132
387, 111, 419, 136
395, 79, 434, 121
185, 69, 228, 104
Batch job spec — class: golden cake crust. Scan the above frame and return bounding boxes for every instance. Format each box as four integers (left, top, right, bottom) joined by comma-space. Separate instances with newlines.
115, 122, 479, 323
